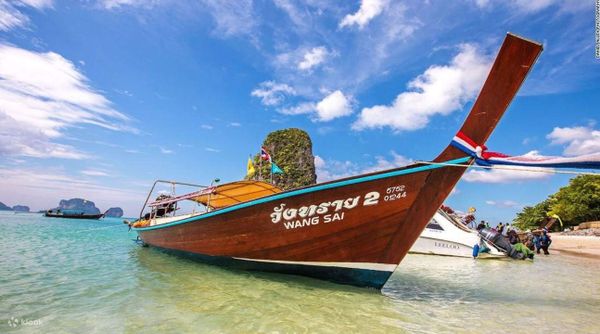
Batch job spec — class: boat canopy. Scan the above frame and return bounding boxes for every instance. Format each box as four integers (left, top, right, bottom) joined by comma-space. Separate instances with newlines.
191, 180, 282, 209
148, 180, 282, 209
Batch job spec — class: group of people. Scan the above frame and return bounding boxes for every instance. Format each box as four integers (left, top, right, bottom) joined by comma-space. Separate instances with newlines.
476, 220, 553, 257
523, 228, 553, 255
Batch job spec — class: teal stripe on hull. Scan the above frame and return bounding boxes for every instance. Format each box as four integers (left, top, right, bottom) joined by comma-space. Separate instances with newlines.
135, 156, 471, 231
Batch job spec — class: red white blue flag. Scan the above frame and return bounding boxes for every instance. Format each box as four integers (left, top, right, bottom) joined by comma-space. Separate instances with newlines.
260, 146, 271, 162
451, 131, 600, 170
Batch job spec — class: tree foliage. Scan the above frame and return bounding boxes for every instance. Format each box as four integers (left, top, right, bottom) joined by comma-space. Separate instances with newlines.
513, 175, 600, 229
514, 200, 551, 231
549, 175, 600, 225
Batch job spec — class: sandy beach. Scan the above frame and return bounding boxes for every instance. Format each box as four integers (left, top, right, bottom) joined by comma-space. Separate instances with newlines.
549, 234, 600, 259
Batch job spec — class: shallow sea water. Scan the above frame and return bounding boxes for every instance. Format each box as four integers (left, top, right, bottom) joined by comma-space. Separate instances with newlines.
1, 212, 599, 333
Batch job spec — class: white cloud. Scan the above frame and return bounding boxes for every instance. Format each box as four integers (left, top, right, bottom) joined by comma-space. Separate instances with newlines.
251, 81, 296, 106
0, 0, 52, 31
474, 0, 490, 7
0, 44, 135, 159
81, 169, 109, 177
511, 0, 555, 12
474, 0, 590, 13
486, 200, 521, 208
201, 124, 214, 130
314, 155, 358, 182
279, 102, 315, 115
547, 125, 600, 156
204, 147, 221, 153
159, 147, 173, 154
298, 46, 329, 71
20, 0, 53, 7
315, 151, 411, 182
339, 0, 388, 29
100, 0, 150, 10
462, 166, 551, 183
361, 151, 412, 173
353, 44, 490, 131
200, 0, 257, 39
0, 2, 28, 31
315, 90, 352, 121
278, 90, 352, 122
228, 122, 241, 127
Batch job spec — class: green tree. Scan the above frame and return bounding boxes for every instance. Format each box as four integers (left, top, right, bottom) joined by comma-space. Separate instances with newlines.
513, 200, 550, 231
513, 175, 600, 229
549, 175, 600, 226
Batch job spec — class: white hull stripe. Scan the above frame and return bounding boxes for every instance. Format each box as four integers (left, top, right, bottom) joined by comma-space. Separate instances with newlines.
231, 257, 398, 272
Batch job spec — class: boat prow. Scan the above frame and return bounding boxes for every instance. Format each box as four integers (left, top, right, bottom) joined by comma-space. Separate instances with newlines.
132, 33, 543, 289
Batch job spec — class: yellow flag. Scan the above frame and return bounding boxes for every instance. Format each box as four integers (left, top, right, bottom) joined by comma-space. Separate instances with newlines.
246, 157, 255, 178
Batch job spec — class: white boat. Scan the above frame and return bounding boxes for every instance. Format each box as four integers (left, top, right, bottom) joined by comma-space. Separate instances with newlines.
409, 210, 505, 258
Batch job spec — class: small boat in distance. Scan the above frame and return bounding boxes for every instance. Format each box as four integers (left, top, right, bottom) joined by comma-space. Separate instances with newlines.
44, 209, 104, 220
409, 210, 505, 258
130, 33, 543, 289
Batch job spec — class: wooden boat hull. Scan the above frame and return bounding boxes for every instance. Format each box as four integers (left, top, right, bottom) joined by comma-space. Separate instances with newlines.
134, 33, 543, 288
137, 158, 467, 288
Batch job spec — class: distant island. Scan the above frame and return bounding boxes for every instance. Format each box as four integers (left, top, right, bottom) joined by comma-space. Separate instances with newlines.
56, 198, 101, 214
0, 198, 123, 217
52, 198, 124, 217
0, 201, 30, 212
12, 205, 30, 212
104, 207, 124, 218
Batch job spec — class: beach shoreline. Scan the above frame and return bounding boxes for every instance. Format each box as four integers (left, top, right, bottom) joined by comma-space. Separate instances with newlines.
549, 234, 600, 260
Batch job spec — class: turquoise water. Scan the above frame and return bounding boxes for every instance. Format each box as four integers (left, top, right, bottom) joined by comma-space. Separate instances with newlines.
1, 211, 599, 333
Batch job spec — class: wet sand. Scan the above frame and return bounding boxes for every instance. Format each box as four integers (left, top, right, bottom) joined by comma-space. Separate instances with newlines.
549, 234, 600, 260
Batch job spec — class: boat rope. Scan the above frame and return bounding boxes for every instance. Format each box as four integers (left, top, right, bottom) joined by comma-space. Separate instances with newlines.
415, 160, 600, 176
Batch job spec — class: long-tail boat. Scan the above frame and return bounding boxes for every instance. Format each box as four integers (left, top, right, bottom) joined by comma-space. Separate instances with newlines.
131, 33, 543, 289
44, 209, 104, 219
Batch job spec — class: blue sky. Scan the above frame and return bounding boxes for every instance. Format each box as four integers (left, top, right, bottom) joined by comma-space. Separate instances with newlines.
0, 0, 598, 220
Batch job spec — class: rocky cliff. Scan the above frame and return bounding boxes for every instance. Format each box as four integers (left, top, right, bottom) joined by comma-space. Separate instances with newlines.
56, 198, 101, 214
251, 128, 317, 191
0, 201, 11, 211
12, 205, 30, 212
104, 207, 124, 217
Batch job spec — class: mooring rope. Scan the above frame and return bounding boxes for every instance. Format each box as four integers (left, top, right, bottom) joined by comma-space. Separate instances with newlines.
415, 160, 600, 176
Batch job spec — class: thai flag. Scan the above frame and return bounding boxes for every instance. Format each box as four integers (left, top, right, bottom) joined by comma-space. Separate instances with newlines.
260, 147, 271, 162
451, 131, 600, 170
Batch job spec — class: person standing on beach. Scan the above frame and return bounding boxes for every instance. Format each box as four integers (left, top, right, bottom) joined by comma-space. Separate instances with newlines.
539, 230, 552, 255
533, 234, 542, 253
497, 222, 504, 235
